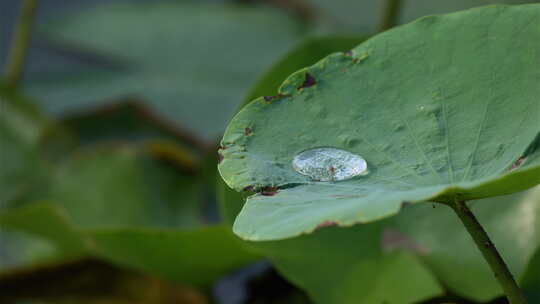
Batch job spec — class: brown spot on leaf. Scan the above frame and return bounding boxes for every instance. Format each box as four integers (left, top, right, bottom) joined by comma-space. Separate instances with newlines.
263, 93, 290, 103
510, 156, 526, 170
243, 185, 255, 192
343, 51, 360, 63
316, 221, 337, 229
217, 152, 224, 163
217, 146, 226, 163
351, 52, 369, 64
260, 186, 278, 196
297, 73, 316, 90
244, 127, 252, 136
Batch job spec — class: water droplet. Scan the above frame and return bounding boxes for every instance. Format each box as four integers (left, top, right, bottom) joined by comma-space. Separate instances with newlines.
292, 147, 368, 181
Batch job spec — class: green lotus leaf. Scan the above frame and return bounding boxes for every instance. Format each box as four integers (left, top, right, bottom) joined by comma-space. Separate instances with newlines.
39, 146, 203, 229
218, 179, 443, 304
0, 230, 59, 272
0, 203, 88, 273
0, 87, 52, 208
88, 226, 259, 286
0, 147, 258, 283
218, 5, 540, 240
26, 1, 306, 142
220, 177, 540, 303
522, 246, 540, 302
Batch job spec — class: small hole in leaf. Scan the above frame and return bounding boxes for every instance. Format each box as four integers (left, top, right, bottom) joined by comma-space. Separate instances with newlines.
297, 73, 316, 90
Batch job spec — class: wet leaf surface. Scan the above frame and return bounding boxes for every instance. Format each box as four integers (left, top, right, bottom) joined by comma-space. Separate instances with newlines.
219, 5, 540, 240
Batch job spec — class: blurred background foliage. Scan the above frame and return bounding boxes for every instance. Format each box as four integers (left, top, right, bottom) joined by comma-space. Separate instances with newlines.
0, 0, 539, 303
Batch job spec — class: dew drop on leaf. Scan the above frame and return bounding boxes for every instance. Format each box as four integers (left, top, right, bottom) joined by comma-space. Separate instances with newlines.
292, 147, 368, 181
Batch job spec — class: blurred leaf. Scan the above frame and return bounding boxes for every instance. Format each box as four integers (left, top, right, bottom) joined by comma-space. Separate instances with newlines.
0, 87, 85, 275
305, 0, 532, 33
218, 5, 540, 241
0, 119, 43, 207
51, 99, 207, 173
0, 258, 208, 304
89, 226, 260, 286
0, 85, 47, 145
254, 229, 443, 304
393, 187, 540, 302
0, 204, 88, 273
1, 204, 259, 286
144, 140, 201, 173
26, 1, 308, 142
0, 230, 58, 272
0, 145, 259, 285
61, 100, 208, 152
39, 146, 203, 228
304, 0, 382, 33
0, 87, 51, 208
522, 247, 540, 303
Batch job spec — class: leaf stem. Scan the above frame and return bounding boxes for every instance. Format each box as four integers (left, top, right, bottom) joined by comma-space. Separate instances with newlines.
379, 0, 402, 32
448, 199, 528, 304
3, 0, 38, 90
